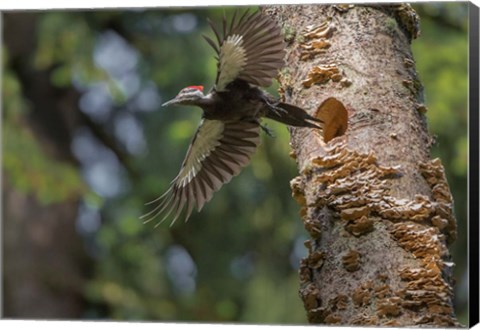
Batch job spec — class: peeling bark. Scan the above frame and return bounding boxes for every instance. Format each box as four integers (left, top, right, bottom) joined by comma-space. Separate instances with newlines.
265, 4, 460, 326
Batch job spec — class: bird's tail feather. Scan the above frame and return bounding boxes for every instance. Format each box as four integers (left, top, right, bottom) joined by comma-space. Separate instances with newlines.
265, 102, 322, 129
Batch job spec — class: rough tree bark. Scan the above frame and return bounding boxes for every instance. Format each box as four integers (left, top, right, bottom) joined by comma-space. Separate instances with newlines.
264, 4, 460, 327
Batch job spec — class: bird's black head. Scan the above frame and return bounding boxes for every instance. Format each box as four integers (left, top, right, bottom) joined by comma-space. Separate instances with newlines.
162, 85, 205, 107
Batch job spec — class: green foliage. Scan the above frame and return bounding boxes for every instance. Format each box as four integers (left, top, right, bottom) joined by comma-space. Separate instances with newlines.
2, 64, 27, 118
3, 123, 86, 204
2, 65, 85, 204
34, 12, 96, 86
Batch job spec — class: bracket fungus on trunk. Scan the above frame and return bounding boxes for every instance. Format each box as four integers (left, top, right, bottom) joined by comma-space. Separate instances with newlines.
290, 139, 458, 326
265, 4, 459, 326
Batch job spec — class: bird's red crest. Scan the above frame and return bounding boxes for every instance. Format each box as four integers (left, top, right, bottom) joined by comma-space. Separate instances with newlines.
187, 85, 204, 92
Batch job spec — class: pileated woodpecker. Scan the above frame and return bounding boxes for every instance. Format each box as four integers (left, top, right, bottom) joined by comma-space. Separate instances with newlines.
142, 10, 322, 226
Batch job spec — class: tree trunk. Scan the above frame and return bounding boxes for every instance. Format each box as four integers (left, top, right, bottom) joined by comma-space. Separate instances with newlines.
3, 13, 90, 318
2, 180, 88, 318
264, 4, 460, 327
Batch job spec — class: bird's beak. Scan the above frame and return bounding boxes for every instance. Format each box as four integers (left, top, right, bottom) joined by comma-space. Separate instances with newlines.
162, 98, 178, 107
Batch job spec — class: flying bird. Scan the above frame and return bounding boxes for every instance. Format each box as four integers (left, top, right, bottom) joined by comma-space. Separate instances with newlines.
142, 10, 323, 226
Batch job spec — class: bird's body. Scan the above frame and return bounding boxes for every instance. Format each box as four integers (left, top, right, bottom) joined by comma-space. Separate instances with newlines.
198, 80, 267, 121
143, 10, 323, 226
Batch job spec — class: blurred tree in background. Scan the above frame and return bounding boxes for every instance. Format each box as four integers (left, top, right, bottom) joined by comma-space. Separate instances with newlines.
2, 3, 469, 324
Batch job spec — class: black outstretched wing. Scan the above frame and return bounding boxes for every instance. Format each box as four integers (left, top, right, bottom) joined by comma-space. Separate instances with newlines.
142, 119, 261, 226
203, 10, 286, 91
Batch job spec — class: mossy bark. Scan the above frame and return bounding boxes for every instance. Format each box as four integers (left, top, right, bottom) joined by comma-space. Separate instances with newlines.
265, 4, 460, 326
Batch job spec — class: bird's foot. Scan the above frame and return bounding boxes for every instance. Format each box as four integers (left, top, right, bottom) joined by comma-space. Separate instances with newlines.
260, 124, 275, 137
262, 96, 288, 115
269, 102, 288, 116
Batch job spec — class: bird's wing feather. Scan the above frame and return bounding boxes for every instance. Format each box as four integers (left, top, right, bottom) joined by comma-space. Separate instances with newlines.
205, 10, 286, 91
142, 118, 261, 226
